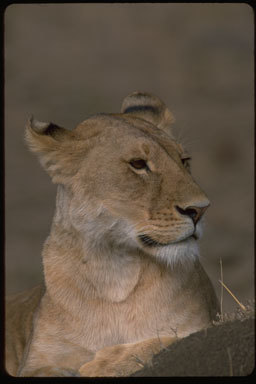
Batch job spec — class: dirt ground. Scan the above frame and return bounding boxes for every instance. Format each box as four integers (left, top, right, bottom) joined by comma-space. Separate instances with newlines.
132, 311, 255, 376
4, 4, 254, 313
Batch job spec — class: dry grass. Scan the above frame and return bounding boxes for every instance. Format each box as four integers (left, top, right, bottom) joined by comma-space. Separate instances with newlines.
214, 298, 254, 325
219, 280, 246, 311
219, 258, 224, 320
227, 347, 233, 377
214, 257, 254, 325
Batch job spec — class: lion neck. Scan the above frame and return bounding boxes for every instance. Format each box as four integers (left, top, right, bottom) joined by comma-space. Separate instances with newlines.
42, 186, 146, 308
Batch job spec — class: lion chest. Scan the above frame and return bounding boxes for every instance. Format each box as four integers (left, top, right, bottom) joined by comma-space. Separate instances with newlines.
73, 300, 173, 352
70, 278, 195, 352
38, 265, 214, 354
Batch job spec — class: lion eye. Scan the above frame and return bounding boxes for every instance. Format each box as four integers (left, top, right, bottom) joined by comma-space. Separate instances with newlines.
129, 159, 148, 170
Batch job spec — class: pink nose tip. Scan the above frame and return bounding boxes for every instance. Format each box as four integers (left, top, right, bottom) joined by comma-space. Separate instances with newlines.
175, 205, 209, 225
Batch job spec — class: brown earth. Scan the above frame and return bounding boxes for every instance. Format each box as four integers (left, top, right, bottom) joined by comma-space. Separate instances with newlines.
132, 316, 255, 377
4, 4, 254, 313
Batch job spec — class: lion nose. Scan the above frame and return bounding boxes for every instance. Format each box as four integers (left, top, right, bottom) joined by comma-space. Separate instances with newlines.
175, 205, 209, 225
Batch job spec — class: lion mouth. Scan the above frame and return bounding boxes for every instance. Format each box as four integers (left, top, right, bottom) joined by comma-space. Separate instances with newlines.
138, 234, 169, 247
138, 233, 198, 247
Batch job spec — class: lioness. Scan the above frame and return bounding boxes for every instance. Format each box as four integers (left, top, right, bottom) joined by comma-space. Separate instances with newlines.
6, 92, 219, 377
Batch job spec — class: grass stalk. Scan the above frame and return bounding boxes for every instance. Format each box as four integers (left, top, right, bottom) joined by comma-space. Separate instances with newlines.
218, 280, 246, 311
219, 258, 224, 320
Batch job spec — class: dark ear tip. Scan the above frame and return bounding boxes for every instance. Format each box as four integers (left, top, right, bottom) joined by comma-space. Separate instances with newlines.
28, 115, 51, 134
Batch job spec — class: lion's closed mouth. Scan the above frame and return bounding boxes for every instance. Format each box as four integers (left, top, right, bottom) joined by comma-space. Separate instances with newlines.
138, 234, 169, 247
138, 233, 198, 247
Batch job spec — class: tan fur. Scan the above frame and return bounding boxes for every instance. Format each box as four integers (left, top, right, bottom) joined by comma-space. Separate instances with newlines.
5, 92, 219, 377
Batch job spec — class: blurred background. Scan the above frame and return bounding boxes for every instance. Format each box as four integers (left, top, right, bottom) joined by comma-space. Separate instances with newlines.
5, 3, 254, 312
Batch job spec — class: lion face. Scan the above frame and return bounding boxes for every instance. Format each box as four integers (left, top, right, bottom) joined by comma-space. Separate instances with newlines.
26, 92, 209, 266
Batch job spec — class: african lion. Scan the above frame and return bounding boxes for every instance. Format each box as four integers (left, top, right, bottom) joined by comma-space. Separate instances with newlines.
5, 92, 219, 377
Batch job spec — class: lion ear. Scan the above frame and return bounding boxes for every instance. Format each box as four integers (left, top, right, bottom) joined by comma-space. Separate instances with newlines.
121, 92, 175, 134
25, 116, 80, 184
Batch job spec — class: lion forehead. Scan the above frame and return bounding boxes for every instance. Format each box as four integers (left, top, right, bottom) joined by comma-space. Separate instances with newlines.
74, 113, 181, 159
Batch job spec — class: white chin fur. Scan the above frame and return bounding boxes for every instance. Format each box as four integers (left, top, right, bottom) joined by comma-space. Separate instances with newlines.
153, 237, 200, 268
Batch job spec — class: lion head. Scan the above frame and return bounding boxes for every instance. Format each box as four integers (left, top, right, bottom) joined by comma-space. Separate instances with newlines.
26, 92, 209, 267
